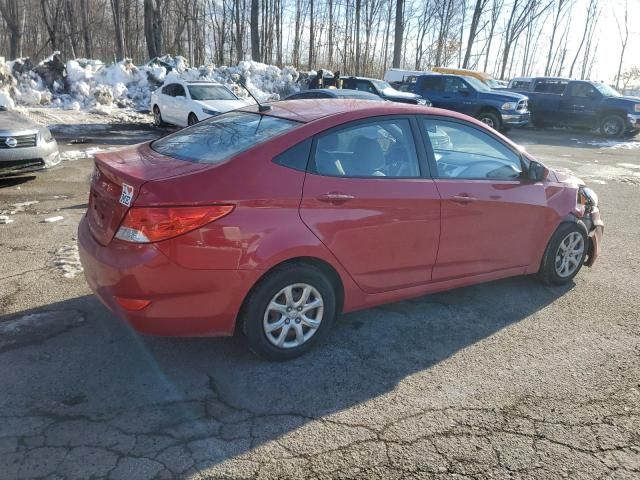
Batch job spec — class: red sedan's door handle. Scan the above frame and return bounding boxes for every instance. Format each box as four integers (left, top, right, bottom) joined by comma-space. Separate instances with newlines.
451, 194, 477, 205
317, 192, 355, 204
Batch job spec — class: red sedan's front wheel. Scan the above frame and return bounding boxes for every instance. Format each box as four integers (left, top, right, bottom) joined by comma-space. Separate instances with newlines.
539, 222, 588, 285
241, 264, 337, 361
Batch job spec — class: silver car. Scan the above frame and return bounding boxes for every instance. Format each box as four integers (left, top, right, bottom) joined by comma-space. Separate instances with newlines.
0, 106, 60, 176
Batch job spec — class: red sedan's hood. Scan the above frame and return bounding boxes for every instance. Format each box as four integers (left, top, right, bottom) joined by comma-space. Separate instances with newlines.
550, 168, 585, 186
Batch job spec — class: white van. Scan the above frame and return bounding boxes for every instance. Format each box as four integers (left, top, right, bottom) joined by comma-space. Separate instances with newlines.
383, 68, 430, 84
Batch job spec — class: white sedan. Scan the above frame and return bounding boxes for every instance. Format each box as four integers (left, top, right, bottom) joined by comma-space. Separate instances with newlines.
151, 80, 250, 127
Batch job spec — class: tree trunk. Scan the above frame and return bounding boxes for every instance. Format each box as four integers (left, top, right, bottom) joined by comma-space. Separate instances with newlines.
615, 1, 628, 90
308, 0, 314, 69
327, 0, 333, 67
392, 0, 403, 68
110, 0, 126, 60
0, 0, 23, 58
144, 0, 163, 59
250, 0, 259, 60
234, 0, 243, 63
354, 0, 361, 74
463, 0, 488, 69
79, 0, 92, 58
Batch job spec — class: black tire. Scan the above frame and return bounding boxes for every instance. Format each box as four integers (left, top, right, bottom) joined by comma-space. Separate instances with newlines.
531, 111, 545, 128
476, 111, 501, 131
241, 264, 337, 361
188, 113, 199, 126
153, 105, 166, 127
538, 221, 588, 286
600, 114, 625, 138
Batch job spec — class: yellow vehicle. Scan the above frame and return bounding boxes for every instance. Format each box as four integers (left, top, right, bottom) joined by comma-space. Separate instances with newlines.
431, 67, 504, 89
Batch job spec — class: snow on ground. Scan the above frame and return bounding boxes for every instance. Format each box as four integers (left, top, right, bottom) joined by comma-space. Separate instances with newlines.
53, 244, 83, 278
0, 52, 301, 116
573, 138, 640, 150
60, 147, 117, 162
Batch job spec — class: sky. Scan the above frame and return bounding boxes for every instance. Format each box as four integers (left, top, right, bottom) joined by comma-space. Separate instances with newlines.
563, 0, 639, 82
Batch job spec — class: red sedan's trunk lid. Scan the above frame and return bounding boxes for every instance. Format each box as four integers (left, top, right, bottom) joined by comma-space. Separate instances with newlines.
87, 143, 210, 246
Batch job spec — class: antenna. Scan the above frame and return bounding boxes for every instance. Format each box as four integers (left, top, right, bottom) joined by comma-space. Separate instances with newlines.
237, 75, 271, 112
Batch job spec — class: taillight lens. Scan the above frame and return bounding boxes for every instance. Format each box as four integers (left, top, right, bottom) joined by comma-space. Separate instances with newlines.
115, 205, 234, 243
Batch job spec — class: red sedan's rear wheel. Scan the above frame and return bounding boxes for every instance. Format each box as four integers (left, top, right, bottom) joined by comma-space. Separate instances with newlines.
241, 264, 337, 360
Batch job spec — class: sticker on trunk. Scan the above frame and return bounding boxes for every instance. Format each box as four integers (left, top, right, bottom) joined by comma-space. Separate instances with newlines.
119, 184, 134, 207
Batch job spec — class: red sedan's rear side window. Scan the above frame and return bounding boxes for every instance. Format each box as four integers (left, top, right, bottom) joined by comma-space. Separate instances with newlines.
151, 111, 299, 164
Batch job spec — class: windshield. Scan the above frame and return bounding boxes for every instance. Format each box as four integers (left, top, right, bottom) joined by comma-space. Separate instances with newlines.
463, 76, 491, 92
188, 85, 238, 101
151, 111, 299, 164
372, 79, 394, 91
484, 78, 501, 89
593, 83, 621, 97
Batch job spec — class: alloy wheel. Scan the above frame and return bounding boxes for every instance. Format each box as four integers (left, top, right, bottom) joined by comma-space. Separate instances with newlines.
480, 117, 495, 128
603, 118, 622, 137
554, 231, 585, 278
263, 283, 324, 349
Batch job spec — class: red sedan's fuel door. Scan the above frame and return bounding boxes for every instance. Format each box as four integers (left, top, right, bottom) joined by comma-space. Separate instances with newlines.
299, 117, 441, 294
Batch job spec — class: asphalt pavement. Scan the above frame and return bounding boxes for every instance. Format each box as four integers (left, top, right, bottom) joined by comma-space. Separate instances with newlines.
0, 123, 639, 479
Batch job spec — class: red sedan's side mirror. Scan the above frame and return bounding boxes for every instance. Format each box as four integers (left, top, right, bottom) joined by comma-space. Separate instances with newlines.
528, 160, 549, 182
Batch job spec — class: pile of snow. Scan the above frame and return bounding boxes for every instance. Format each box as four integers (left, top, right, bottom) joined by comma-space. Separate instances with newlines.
0, 52, 301, 112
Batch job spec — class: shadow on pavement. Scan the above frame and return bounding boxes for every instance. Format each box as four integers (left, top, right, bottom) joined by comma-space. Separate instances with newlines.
0, 175, 36, 188
0, 275, 573, 475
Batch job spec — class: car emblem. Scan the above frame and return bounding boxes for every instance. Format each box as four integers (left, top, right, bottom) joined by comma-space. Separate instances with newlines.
5, 137, 17, 148
119, 183, 134, 207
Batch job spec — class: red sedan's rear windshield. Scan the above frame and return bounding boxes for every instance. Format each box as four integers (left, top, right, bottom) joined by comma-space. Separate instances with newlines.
151, 111, 300, 164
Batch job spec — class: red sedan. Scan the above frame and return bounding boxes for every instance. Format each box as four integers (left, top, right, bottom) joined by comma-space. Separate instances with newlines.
78, 100, 604, 360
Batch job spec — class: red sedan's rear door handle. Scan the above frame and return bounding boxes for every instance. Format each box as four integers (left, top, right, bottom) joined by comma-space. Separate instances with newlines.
317, 192, 355, 204
451, 194, 477, 205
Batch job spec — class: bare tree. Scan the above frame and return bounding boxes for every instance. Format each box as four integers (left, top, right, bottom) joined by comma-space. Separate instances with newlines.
568, 0, 597, 78
392, 0, 403, 68
250, 0, 259, 60
110, 0, 126, 60
0, 0, 23, 58
463, 0, 490, 69
499, 0, 552, 79
483, 0, 503, 73
544, 0, 571, 76
144, 0, 163, 59
614, 0, 628, 90
308, 0, 314, 69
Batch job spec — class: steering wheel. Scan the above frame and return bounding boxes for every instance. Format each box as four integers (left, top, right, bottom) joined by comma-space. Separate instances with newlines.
460, 160, 516, 179
386, 161, 409, 177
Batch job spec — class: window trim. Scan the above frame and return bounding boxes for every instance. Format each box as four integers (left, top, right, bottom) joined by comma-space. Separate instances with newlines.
417, 114, 530, 182
272, 138, 313, 172
307, 114, 430, 180
173, 84, 186, 97
161, 84, 176, 96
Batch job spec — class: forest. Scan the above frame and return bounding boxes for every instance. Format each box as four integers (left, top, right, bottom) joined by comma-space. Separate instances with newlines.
0, 0, 632, 86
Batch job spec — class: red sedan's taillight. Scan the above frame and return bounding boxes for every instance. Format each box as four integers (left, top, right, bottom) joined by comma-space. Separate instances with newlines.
115, 205, 234, 243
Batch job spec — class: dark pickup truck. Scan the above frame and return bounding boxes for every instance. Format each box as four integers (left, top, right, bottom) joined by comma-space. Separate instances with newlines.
510, 77, 640, 138
412, 74, 530, 131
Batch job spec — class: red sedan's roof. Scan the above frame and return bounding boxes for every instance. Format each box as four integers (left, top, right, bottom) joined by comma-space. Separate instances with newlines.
239, 99, 469, 124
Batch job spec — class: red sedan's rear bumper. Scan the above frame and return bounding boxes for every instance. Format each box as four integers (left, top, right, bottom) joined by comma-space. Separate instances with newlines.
585, 209, 604, 267
77, 215, 260, 337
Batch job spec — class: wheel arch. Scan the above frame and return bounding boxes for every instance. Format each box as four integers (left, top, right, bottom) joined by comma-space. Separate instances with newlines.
476, 106, 502, 126
599, 108, 627, 120
235, 255, 346, 335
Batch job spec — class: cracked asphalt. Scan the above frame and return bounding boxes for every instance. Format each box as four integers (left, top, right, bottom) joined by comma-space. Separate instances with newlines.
1, 123, 639, 479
